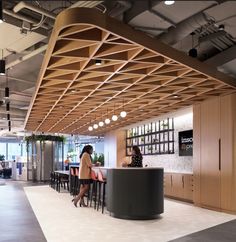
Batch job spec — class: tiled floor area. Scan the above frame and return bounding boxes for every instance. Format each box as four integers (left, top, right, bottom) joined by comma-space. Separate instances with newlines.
23, 185, 236, 242
0, 180, 46, 242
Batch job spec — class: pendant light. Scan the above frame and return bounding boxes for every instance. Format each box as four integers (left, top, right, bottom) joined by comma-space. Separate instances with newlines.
93, 115, 98, 129
105, 108, 110, 124
0, 0, 3, 24
120, 99, 127, 118
112, 104, 118, 121
99, 121, 104, 127
88, 118, 93, 131
0, 50, 5, 76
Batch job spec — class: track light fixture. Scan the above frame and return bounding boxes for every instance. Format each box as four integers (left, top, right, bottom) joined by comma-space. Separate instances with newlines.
0, 60, 5, 75
0, 0, 3, 24
6, 102, 10, 112
0, 49, 5, 75
5, 87, 9, 98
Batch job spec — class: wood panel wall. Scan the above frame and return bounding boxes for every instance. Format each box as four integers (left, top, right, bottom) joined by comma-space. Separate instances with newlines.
193, 93, 236, 213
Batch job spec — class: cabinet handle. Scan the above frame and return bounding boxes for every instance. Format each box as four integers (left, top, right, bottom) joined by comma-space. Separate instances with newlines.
171, 175, 173, 187
182, 176, 184, 188
219, 139, 221, 171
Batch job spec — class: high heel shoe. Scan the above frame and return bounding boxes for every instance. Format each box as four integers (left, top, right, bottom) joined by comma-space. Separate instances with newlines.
74, 201, 78, 207
79, 201, 88, 207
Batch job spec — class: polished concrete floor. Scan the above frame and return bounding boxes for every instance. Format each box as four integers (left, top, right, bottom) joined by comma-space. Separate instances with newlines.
0, 180, 46, 242
171, 219, 236, 242
1, 180, 236, 242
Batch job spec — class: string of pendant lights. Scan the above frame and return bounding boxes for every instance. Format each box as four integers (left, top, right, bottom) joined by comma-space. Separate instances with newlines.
88, 100, 127, 131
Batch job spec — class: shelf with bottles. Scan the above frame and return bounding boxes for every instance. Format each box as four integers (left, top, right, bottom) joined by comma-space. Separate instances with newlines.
126, 117, 174, 156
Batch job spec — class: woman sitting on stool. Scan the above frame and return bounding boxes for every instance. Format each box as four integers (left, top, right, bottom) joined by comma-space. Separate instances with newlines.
122, 146, 143, 167
73, 145, 93, 207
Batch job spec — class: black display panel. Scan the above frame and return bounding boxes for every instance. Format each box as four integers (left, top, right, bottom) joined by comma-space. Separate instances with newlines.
179, 130, 193, 156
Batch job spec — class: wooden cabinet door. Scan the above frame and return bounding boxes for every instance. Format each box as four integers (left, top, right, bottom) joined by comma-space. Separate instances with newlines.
183, 174, 193, 201
164, 173, 172, 196
171, 173, 184, 199
200, 98, 221, 209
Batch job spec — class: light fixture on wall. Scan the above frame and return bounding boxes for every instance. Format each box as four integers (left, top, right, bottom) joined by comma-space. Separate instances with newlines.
0, 0, 4, 24
120, 99, 127, 118
0, 50, 5, 75
164, 1, 175, 5
105, 108, 110, 124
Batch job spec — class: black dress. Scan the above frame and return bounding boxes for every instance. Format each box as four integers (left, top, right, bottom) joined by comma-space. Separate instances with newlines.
128, 154, 143, 167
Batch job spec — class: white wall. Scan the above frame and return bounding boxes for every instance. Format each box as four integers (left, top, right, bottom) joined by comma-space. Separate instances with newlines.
124, 107, 193, 173
104, 131, 117, 167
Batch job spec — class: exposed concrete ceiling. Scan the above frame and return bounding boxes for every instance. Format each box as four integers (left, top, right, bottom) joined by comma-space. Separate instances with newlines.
0, 0, 235, 138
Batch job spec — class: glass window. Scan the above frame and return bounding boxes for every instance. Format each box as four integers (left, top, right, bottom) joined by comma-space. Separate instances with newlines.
0, 143, 7, 159
8, 143, 21, 160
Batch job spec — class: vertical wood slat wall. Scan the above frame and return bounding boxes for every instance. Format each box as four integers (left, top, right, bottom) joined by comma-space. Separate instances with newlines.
193, 93, 236, 213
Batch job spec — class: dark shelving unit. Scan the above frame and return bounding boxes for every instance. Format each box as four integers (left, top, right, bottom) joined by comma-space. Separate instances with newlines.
126, 118, 174, 156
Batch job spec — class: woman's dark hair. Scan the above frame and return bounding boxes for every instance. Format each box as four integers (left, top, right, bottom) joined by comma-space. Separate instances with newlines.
80, 145, 93, 158
132, 145, 142, 156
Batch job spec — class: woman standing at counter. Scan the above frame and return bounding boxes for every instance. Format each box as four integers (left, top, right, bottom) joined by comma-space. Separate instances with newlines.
122, 146, 143, 167
73, 145, 93, 207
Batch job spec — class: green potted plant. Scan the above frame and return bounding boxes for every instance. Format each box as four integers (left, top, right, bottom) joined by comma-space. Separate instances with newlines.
0, 155, 5, 161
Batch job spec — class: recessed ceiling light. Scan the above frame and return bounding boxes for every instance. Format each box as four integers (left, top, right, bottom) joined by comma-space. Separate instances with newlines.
95, 59, 102, 65
164, 1, 175, 5
71, 89, 76, 93
173, 95, 179, 98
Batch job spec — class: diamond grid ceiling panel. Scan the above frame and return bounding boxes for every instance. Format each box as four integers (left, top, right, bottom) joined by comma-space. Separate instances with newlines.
25, 8, 236, 135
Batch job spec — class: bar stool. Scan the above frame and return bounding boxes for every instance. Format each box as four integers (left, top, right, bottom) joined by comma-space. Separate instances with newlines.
89, 170, 98, 209
50, 171, 55, 189
97, 169, 107, 213
60, 174, 69, 191
70, 167, 79, 196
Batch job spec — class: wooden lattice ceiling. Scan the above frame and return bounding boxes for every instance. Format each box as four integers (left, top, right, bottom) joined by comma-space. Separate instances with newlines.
25, 8, 236, 135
